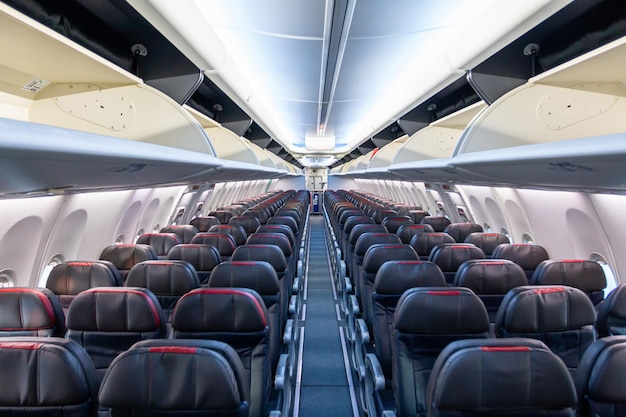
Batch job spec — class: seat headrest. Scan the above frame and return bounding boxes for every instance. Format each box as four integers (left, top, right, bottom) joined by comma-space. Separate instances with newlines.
46, 260, 122, 295
339, 209, 364, 225
66, 287, 165, 333
0, 288, 65, 336
231, 244, 287, 272
362, 244, 418, 273
160, 225, 199, 244
0, 337, 98, 407
99, 339, 248, 413
531, 259, 606, 291
496, 286, 597, 335
190, 233, 237, 256
576, 336, 626, 405
190, 216, 220, 232
380, 216, 413, 234
373, 261, 446, 294
268, 216, 298, 233
208, 210, 234, 224
348, 224, 388, 245
396, 224, 435, 243
172, 288, 268, 333
491, 244, 549, 270
125, 260, 200, 296
394, 287, 489, 334
420, 216, 451, 232
229, 216, 261, 234
246, 233, 292, 256
99, 244, 158, 270
167, 244, 222, 272
135, 233, 181, 256
409, 232, 455, 257
454, 259, 527, 294
464, 232, 510, 256
443, 222, 483, 242
596, 284, 626, 337
208, 261, 280, 295
354, 233, 402, 256
428, 243, 486, 272
255, 225, 295, 245
344, 216, 375, 235
208, 225, 247, 246
428, 338, 576, 413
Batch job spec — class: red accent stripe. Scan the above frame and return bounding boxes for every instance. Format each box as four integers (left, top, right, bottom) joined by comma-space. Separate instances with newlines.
396, 261, 424, 265
481, 346, 530, 352
0, 342, 43, 350
477, 261, 507, 265
189, 288, 267, 327
561, 259, 585, 263
0, 289, 56, 327
483, 233, 502, 237
231, 261, 260, 266
148, 346, 198, 354
427, 291, 461, 296
533, 287, 565, 294
144, 261, 176, 266
67, 262, 94, 266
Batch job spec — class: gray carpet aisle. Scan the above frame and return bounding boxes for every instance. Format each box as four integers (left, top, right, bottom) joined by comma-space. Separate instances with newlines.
296, 215, 356, 417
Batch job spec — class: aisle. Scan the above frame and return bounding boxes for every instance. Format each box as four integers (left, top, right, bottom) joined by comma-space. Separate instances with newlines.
294, 215, 359, 417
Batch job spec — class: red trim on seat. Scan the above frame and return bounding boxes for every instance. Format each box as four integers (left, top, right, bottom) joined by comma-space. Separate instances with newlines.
231, 261, 261, 266
560, 259, 585, 263
396, 261, 424, 265
427, 291, 461, 296
148, 346, 198, 354
533, 287, 565, 294
67, 262, 94, 266
0, 342, 43, 350
481, 346, 530, 352
0, 288, 56, 327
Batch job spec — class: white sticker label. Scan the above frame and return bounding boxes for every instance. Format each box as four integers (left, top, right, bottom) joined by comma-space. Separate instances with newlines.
21, 78, 51, 93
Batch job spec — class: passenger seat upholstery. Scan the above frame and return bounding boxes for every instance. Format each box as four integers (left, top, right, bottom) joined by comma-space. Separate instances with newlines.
190, 216, 220, 232
0, 287, 66, 337
427, 338, 577, 417
99, 244, 158, 281
530, 259, 606, 305
135, 233, 181, 259
491, 243, 550, 281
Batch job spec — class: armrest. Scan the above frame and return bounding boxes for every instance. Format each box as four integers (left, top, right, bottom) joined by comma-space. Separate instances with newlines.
344, 277, 352, 294
292, 277, 300, 294
365, 353, 386, 392
356, 318, 370, 345
283, 319, 294, 345
274, 353, 289, 390
288, 295, 298, 315
349, 294, 360, 315
297, 260, 303, 278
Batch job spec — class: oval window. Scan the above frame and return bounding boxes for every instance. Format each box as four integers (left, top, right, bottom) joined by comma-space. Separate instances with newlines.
38, 255, 63, 287
0, 268, 15, 288
522, 233, 535, 244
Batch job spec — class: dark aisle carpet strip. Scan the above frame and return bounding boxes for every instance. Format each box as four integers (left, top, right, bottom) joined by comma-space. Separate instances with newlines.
296, 215, 357, 417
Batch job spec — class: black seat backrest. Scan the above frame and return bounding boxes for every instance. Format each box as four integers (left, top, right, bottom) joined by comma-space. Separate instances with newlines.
491, 243, 549, 281
453, 259, 527, 322
135, 233, 181, 259
428, 243, 486, 284
208, 210, 234, 224
160, 225, 199, 244
427, 338, 577, 417
443, 222, 483, 242
190, 216, 220, 232
392, 287, 490, 417
99, 244, 158, 281
531, 259, 606, 305
190, 232, 237, 261
372, 209, 397, 224
244, 208, 270, 225
596, 284, 626, 338
464, 232, 510, 257
65, 287, 166, 383
268, 215, 298, 235
371, 261, 446, 382
0, 287, 66, 338
171, 288, 271, 417
167, 243, 222, 285
576, 336, 626, 417
406, 209, 430, 224
99, 339, 249, 417
246, 233, 292, 258
0, 337, 99, 416
229, 215, 261, 235
420, 216, 451, 232
396, 224, 435, 244
495, 285, 597, 376
380, 216, 413, 234
409, 232, 455, 260
256, 224, 295, 247
46, 260, 122, 314
208, 224, 247, 246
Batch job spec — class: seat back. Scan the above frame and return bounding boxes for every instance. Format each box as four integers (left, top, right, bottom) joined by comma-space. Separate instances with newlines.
406, 209, 430, 224
443, 222, 483, 242
172, 288, 271, 417
65, 287, 166, 382
208, 224, 247, 246
46, 260, 122, 314
208, 210, 234, 224
268, 215, 298, 235
531, 259, 606, 305
135, 233, 181, 259
428, 243, 486, 284
229, 215, 261, 235
190, 232, 237, 261
372, 209, 397, 224
495, 285, 597, 376
0, 288, 66, 338
409, 232, 455, 260
0, 337, 99, 417
371, 261, 446, 381
427, 338, 577, 417
596, 284, 626, 337
392, 287, 490, 417
491, 243, 550, 281
99, 244, 158, 281
453, 259, 527, 322
160, 225, 198, 244
167, 243, 222, 285
125, 260, 201, 325
380, 216, 413, 234
190, 216, 220, 232
255, 224, 295, 247
396, 224, 435, 244
420, 216, 451, 232
576, 336, 626, 417
99, 339, 249, 417
464, 232, 510, 257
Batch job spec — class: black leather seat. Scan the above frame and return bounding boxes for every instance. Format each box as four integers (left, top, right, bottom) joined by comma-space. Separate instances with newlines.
443, 222, 483, 242
99, 244, 158, 282
0, 287, 66, 337
160, 225, 199, 244
0, 337, 99, 416
420, 216, 451, 232
172, 288, 271, 417
531, 259, 606, 305
190, 232, 238, 261
409, 232, 455, 260
427, 338, 577, 417
208, 210, 234, 224
428, 243, 486, 284
190, 216, 220, 232
208, 224, 248, 246
135, 233, 181, 259
99, 338, 249, 417
491, 243, 550, 281
380, 216, 413, 234
391, 287, 490, 417
576, 335, 626, 417
246, 233, 295, 274
352, 232, 402, 292
46, 260, 122, 314
229, 215, 261, 235
167, 243, 222, 285
406, 209, 430, 224
464, 232, 510, 257
346, 224, 388, 276
453, 259, 527, 322
495, 285, 597, 376
255, 224, 295, 248
396, 224, 435, 244
65, 287, 166, 383
596, 283, 626, 337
